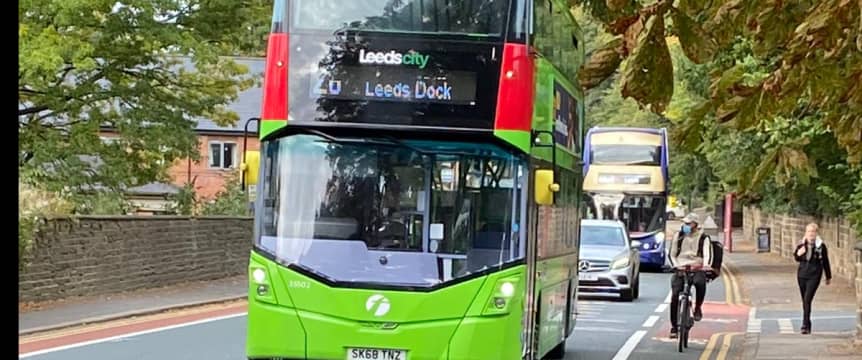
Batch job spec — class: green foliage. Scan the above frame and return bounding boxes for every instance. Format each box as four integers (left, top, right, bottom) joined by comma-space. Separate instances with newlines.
620, 14, 673, 113
170, 181, 198, 216
584, 74, 664, 128
73, 191, 132, 215
19, 0, 268, 202
200, 172, 251, 216
572, 0, 861, 235
19, 183, 73, 267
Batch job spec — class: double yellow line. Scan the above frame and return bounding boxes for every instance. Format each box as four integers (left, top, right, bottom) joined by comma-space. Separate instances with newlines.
699, 263, 744, 360
699, 332, 742, 360
722, 264, 743, 306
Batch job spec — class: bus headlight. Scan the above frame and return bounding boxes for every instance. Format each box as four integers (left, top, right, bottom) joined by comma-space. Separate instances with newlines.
249, 265, 276, 304
500, 281, 515, 297
654, 232, 665, 245
483, 277, 520, 315
252, 268, 267, 284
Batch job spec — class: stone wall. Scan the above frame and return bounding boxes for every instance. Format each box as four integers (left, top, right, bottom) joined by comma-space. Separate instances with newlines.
856, 242, 862, 342
19, 216, 253, 303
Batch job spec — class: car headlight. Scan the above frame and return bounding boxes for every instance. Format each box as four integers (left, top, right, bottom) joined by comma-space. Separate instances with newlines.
654, 232, 665, 244
611, 256, 630, 270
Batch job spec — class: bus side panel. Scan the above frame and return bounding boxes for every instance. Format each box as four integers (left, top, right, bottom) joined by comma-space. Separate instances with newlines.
533, 165, 581, 358
536, 255, 578, 357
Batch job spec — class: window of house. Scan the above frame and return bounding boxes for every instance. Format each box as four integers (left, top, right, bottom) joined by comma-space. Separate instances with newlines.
209, 141, 237, 169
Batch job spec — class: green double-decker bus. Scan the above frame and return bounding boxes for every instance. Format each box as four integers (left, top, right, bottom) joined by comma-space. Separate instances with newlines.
243, 1, 586, 359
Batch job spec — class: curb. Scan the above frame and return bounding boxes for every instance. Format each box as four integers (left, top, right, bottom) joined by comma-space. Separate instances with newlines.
740, 333, 759, 359
723, 254, 756, 359
18, 294, 246, 337
723, 250, 751, 305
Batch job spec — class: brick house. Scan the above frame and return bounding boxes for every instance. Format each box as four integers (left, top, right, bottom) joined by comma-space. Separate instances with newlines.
169, 117, 261, 200
99, 57, 265, 208
161, 57, 264, 200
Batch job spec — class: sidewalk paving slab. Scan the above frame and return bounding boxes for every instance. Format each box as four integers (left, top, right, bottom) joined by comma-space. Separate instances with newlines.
18, 275, 247, 335
722, 231, 861, 359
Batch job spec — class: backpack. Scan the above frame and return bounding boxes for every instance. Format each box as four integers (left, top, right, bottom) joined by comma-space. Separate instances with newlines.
675, 232, 723, 280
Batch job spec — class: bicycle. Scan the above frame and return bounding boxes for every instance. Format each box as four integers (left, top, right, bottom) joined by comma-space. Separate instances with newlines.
676, 265, 696, 353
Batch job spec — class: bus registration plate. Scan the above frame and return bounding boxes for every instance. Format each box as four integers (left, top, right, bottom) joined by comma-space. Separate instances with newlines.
347, 348, 408, 360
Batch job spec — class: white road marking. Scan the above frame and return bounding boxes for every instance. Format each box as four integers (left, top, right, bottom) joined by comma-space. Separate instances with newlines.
642, 315, 659, 328
19, 313, 247, 358
664, 291, 672, 304
778, 318, 794, 334
747, 307, 760, 333
611, 330, 647, 360
654, 303, 668, 313
747, 319, 762, 334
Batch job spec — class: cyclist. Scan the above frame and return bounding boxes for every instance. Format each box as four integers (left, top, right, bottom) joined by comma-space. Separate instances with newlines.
667, 213, 713, 339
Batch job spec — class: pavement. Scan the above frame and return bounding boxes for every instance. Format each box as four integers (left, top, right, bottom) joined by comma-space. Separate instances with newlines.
19, 275, 246, 335
722, 229, 862, 360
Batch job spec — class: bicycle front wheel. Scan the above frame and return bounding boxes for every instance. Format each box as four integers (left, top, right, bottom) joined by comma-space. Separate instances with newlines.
677, 297, 689, 353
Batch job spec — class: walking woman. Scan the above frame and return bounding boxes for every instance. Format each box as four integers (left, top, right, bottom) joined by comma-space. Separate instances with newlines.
793, 222, 832, 334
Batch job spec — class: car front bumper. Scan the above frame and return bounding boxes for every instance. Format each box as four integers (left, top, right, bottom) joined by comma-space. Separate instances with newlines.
577, 266, 633, 295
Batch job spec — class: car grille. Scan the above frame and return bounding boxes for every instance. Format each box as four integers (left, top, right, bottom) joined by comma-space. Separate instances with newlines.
578, 278, 616, 287
579, 259, 610, 272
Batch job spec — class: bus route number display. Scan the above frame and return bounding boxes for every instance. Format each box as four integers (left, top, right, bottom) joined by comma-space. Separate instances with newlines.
311, 66, 478, 105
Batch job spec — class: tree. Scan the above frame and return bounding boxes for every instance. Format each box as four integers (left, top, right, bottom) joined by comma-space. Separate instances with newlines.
571, 0, 861, 233
573, 0, 861, 162
572, 0, 862, 158
18, 0, 269, 205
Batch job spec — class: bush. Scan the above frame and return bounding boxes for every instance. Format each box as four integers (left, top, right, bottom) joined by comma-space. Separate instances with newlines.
19, 183, 73, 267
200, 171, 251, 216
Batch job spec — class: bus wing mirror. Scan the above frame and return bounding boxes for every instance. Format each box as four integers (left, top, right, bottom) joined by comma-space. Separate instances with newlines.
242, 150, 260, 187
534, 169, 559, 206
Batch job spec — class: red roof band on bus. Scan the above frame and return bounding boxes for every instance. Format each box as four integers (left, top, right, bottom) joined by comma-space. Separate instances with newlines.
261, 32, 288, 122
493, 43, 534, 133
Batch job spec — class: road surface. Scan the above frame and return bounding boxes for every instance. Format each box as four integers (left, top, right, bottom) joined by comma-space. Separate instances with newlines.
20, 268, 754, 360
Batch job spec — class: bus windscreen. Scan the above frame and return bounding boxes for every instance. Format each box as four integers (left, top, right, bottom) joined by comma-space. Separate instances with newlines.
590, 144, 662, 166
291, 0, 508, 36
584, 193, 666, 234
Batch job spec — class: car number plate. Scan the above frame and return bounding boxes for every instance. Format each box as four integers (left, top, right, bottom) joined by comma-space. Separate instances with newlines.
579, 273, 598, 281
347, 348, 408, 360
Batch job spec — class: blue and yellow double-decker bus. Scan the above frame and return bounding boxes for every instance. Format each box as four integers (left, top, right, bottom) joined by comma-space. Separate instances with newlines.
582, 127, 670, 270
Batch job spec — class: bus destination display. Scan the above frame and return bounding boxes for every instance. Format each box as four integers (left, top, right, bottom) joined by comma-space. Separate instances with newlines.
311, 66, 478, 105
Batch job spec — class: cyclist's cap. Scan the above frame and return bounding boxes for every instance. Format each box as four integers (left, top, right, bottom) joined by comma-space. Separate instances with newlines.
682, 213, 700, 224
